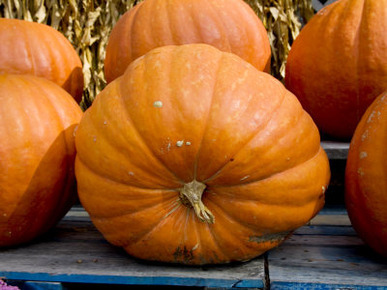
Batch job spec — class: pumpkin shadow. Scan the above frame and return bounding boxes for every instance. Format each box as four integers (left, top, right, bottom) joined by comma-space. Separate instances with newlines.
1, 124, 79, 247
62, 67, 84, 103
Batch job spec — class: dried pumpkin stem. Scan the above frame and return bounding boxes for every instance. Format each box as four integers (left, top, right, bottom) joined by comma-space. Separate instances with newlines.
179, 180, 214, 224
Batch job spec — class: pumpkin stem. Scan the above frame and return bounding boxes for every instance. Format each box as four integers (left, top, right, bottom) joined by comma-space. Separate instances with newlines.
179, 180, 214, 224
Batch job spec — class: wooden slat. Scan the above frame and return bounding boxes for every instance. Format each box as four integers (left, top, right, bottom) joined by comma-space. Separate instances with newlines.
0, 216, 266, 289
268, 224, 387, 288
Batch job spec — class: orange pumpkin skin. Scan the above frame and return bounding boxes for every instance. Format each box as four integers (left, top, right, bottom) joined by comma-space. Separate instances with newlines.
285, 0, 387, 139
104, 0, 271, 83
345, 91, 387, 256
76, 44, 330, 265
0, 74, 83, 247
0, 18, 84, 103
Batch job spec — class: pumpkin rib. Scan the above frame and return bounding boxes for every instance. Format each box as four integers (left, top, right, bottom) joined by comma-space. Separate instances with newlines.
207, 229, 233, 263
191, 53, 223, 180
149, 0, 165, 45
84, 192, 181, 223
76, 155, 181, 193
78, 161, 181, 200
187, 209, 205, 260
119, 200, 188, 248
76, 91, 183, 188
194, 57, 287, 183
204, 209, 234, 263
205, 200, 266, 261
25, 27, 37, 75
355, 0, 376, 121
347, 0, 363, 122
93, 198, 184, 249
202, 87, 287, 184
33, 77, 69, 130
164, 0, 180, 45
207, 192, 323, 234
194, 210, 234, 264
118, 76, 186, 185
205, 196, 262, 235
93, 194, 181, 234
208, 145, 324, 192
206, 192, 309, 238
201, 0, 232, 52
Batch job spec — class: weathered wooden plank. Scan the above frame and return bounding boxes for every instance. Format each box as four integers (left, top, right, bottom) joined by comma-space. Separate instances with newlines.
0, 217, 266, 288
268, 227, 387, 288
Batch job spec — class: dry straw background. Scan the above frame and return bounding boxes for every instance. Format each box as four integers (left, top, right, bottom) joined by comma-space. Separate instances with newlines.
0, 0, 318, 109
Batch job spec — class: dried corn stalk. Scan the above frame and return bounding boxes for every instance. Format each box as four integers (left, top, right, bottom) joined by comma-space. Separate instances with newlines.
0, 0, 314, 109
246, 0, 314, 80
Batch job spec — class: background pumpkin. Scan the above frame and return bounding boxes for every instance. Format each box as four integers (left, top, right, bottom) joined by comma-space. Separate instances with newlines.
285, 0, 387, 140
345, 91, 387, 257
104, 0, 271, 83
75, 44, 330, 265
0, 18, 84, 103
0, 74, 83, 247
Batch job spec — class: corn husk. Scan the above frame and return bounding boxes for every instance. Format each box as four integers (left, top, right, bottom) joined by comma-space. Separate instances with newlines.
0, 0, 315, 109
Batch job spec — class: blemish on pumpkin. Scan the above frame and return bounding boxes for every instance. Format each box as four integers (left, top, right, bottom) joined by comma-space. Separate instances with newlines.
186, 141, 191, 146
240, 175, 250, 181
357, 168, 365, 177
361, 130, 369, 141
93, 136, 97, 142
153, 60, 161, 69
322, 186, 326, 194
367, 111, 376, 123
176, 140, 184, 147
72, 125, 78, 137
231, 70, 249, 90
128, 171, 134, 176
153, 101, 163, 108
286, 157, 291, 161
103, 120, 108, 125
192, 243, 199, 251
173, 245, 194, 263
359, 151, 368, 159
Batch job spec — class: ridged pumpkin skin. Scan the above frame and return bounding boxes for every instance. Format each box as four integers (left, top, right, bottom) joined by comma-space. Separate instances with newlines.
76, 44, 330, 265
0, 74, 83, 247
345, 92, 387, 256
0, 18, 84, 103
104, 0, 271, 83
285, 0, 387, 139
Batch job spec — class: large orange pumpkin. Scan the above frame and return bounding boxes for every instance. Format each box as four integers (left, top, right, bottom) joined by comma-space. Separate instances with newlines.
0, 18, 84, 103
104, 0, 271, 83
345, 91, 387, 256
76, 44, 330, 265
285, 0, 387, 139
0, 74, 83, 247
